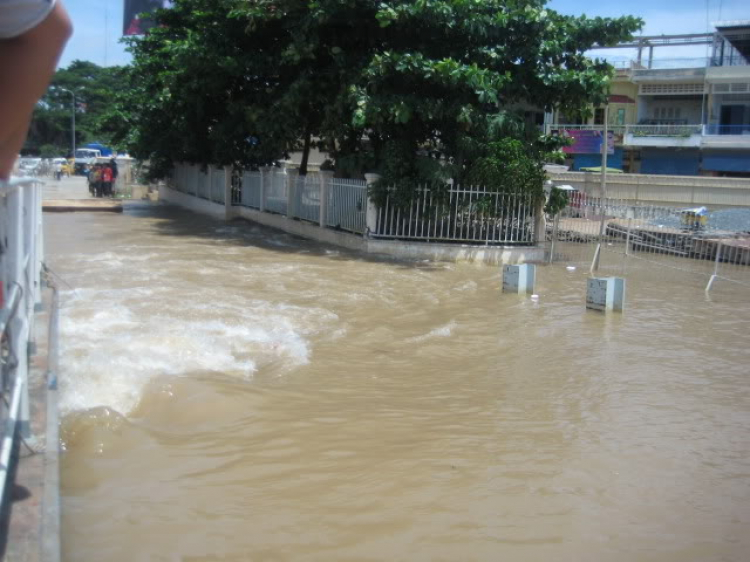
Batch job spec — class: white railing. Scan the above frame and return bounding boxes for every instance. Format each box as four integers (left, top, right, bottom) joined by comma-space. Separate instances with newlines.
265, 169, 288, 215
239, 171, 261, 209
173, 164, 540, 244
546, 124, 702, 137
373, 185, 538, 245
292, 174, 321, 224
0, 177, 44, 509
210, 167, 225, 205
327, 177, 367, 234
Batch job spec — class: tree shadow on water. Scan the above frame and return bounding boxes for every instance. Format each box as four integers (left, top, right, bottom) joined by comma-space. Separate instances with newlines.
125, 201, 449, 272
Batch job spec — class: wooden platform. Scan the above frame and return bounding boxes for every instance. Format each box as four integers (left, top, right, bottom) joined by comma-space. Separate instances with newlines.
42, 199, 123, 213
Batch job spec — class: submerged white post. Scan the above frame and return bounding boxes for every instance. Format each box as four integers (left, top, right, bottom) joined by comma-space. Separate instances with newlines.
586, 277, 626, 313
502, 264, 536, 294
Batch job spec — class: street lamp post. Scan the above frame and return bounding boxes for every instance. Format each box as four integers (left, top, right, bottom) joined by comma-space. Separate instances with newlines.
59, 88, 75, 162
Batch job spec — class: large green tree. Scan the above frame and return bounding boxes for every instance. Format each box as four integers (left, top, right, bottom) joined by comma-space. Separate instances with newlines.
25, 61, 125, 157
111, 0, 641, 187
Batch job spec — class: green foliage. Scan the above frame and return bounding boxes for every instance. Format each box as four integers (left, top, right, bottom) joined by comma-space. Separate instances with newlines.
544, 187, 570, 216
112, 0, 641, 185
26, 61, 125, 156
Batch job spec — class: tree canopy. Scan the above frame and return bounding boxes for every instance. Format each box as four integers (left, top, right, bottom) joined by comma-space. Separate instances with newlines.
109, 0, 641, 190
25, 61, 125, 157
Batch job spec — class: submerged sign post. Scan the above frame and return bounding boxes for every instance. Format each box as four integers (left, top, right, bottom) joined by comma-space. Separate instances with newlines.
586, 277, 626, 313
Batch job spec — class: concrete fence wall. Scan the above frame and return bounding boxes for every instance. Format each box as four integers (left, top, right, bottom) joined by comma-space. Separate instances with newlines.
549, 171, 750, 207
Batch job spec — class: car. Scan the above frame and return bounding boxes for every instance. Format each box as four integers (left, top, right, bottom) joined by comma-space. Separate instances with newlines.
18, 157, 42, 176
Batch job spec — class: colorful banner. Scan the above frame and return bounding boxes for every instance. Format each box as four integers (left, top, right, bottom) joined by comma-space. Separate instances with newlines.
560, 130, 615, 155
123, 0, 172, 36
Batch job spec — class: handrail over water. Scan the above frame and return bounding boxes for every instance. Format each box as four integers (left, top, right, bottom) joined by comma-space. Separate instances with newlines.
0, 177, 44, 511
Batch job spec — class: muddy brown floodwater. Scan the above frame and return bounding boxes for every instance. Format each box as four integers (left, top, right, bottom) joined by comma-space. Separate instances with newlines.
45, 202, 750, 562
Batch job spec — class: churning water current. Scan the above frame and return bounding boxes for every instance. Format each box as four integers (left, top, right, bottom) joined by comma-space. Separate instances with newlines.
45, 203, 750, 562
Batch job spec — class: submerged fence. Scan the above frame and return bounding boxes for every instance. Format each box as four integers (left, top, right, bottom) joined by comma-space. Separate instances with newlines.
177, 163, 539, 243
547, 193, 750, 290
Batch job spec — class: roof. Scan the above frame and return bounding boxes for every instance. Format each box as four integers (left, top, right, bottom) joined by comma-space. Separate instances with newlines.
609, 94, 635, 104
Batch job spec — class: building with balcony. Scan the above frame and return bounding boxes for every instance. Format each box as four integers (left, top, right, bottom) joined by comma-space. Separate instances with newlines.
546, 21, 750, 177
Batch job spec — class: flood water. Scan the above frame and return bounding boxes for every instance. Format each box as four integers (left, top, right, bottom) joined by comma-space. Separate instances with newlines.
45, 203, 750, 562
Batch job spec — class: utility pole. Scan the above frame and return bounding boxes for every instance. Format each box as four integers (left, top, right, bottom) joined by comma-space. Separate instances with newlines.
59, 88, 75, 161
591, 105, 609, 273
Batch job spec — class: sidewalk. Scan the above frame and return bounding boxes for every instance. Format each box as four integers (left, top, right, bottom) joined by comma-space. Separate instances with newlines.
41, 175, 90, 200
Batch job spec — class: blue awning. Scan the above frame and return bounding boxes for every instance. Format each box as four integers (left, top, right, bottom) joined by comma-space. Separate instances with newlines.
702, 151, 750, 173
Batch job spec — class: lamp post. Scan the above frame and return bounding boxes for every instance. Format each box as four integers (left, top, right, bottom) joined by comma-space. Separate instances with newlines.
59, 88, 75, 162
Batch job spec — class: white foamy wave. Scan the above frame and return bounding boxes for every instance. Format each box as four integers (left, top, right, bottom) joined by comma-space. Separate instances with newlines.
58, 284, 340, 416
406, 321, 457, 343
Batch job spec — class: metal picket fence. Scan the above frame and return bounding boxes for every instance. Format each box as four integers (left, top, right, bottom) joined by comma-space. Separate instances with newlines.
239, 171, 261, 209
265, 169, 287, 215
210, 167, 225, 205
372, 185, 537, 245
327, 177, 367, 234
293, 173, 321, 224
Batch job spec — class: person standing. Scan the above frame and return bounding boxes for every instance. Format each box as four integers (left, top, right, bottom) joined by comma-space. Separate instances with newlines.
102, 163, 113, 197
53, 158, 62, 180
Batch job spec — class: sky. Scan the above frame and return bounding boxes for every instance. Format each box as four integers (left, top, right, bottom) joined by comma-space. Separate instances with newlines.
58, 0, 749, 69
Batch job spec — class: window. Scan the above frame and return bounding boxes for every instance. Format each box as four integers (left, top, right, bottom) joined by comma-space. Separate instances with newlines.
617, 108, 626, 125
594, 108, 605, 125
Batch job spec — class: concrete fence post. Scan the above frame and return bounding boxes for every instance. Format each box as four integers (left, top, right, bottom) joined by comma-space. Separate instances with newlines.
286, 166, 299, 218
364, 173, 381, 237
532, 196, 546, 246
259, 166, 271, 212
319, 170, 334, 228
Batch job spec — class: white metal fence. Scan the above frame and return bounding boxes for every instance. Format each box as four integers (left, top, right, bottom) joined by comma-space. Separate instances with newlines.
172, 164, 227, 206
174, 163, 540, 242
327, 177, 367, 234
0, 178, 43, 509
547, 194, 750, 291
265, 169, 287, 216
372, 185, 538, 245
239, 171, 261, 209
292, 173, 321, 224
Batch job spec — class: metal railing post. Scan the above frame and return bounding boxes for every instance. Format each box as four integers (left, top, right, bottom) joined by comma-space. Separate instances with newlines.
5, 186, 31, 438
705, 241, 722, 292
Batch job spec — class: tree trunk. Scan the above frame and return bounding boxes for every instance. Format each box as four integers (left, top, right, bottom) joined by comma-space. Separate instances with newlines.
299, 125, 313, 176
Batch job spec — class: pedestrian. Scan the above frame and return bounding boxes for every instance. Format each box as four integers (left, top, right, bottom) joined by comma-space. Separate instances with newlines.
0, 1, 72, 182
90, 164, 102, 197
54, 159, 62, 181
102, 163, 113, 197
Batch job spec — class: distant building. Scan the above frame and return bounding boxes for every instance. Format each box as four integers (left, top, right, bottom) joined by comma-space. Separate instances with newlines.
546, 21, 750, 177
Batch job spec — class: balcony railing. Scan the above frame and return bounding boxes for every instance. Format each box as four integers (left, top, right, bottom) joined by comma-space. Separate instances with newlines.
703, 124, 750, 136
547, 124, 750, 138
628, 124, 703, 137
